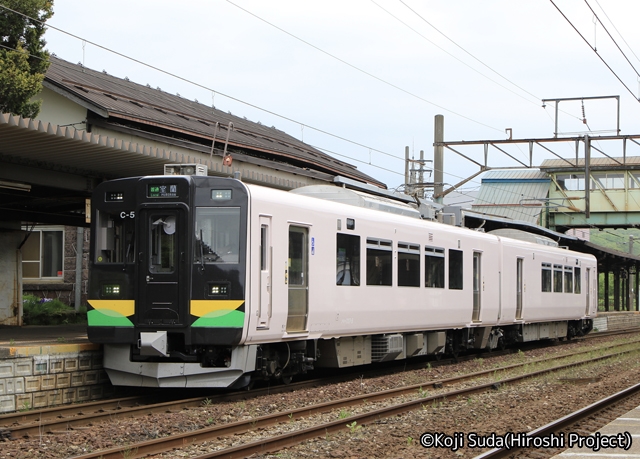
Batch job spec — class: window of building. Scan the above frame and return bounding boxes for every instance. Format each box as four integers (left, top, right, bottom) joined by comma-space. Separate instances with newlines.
541, 263, 552, 292
564, 266, 573, 293
22, 226, 64, 280
556, 173, 585, 191
425, 246, 445, 288
592, 173, 624, 190
397, 242, 420, 287
553, 264, 563, 292
448, 249, 463, 290
337, 233, 360, 286
366, 238, 392, 286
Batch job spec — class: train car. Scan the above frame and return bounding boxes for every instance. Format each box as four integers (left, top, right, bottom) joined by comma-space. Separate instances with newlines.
87, 175, 597, 388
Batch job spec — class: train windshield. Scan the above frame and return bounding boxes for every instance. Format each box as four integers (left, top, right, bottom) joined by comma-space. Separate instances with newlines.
94, 210, 136, 264
194, 207, 241, 264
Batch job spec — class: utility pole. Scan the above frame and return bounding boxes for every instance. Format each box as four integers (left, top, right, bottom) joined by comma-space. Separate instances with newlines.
404, 148, 433, 199
434, 115, 444, 204
630, 235, 635, 311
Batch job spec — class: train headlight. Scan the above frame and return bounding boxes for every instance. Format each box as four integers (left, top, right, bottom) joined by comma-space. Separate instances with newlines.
102, 284, 121, 297
207, 282, 230, 298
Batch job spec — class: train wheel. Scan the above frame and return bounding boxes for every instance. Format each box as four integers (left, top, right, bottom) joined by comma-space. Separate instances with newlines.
281, 375, 293, 385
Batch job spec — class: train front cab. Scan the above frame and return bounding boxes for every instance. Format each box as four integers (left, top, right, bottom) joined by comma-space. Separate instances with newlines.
88, 176, 257, 387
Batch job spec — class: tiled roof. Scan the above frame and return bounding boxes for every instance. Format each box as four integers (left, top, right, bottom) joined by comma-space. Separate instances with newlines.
45, 57, 384, 187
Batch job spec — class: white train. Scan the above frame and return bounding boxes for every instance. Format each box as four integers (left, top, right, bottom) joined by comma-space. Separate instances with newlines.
88, 176, 597, 388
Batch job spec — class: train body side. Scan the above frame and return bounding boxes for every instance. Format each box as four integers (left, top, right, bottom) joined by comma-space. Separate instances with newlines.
87, 176, 597, 388
243, 184, 597, 346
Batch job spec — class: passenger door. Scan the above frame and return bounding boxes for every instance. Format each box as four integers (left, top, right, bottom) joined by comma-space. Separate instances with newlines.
258, 216, 272, 329
137, 207, 187, 327
585, 267, 592, 315
472, 251, 482, 322
516, 258, 524, 320
286, 226, 308, 332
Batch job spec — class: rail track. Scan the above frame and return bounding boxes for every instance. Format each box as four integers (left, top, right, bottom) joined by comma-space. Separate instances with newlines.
23, 336, 640, 459
473, 381, 640, 458
0, 330, 630, 439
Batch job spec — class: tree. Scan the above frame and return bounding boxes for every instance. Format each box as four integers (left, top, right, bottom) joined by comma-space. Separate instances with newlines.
0, 0, 53, 118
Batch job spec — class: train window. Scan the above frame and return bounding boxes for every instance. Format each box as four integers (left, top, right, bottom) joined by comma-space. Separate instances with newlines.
194, 207, 241, 263
574, 267, 581, 294
564, 266, 573, 293
94, 210, 136, 264
149, 214, 177, 273
260, 226, 268, 271
337, 233, 360, 286
398, 242, 420, 287
288, 229, 306, 286
541, 263, 552, 292
553, 264, 563, 292
366, 238, 392, 286
448, 249, 463, 290
425, 247, 445, 288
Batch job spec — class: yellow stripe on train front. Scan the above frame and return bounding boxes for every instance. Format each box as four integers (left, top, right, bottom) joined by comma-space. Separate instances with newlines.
87, 300, 135, 317
190, 300, 244, 318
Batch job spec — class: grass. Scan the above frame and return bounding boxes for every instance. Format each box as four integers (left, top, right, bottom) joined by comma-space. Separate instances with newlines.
22, 294, 87, 325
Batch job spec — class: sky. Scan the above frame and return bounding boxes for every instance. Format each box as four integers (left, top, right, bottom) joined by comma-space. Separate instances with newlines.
39, 0, 640, 194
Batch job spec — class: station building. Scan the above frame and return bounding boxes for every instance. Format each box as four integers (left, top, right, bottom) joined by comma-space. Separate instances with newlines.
0, 56, 383, 325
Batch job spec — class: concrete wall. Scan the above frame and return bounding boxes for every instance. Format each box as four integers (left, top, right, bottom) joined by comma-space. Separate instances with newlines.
0, 344, 108, 413
0, 229, 25, 326
593, 311, 640, 332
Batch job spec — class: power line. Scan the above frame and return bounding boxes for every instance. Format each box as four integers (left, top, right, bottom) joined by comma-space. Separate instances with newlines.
593, 0, 640, 68
223, 0, 504, 134
0, 3, 410, 178
583, 0, 640, 80
370, 0, 539, 106
549, 0, 640, 102
396, 0, 541, 103
391, 0, 584, 126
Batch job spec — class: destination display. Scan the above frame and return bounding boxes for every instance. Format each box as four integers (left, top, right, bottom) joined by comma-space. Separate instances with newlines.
148, 184, 178, 198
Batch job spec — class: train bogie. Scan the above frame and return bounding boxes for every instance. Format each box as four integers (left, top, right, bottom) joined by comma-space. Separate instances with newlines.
88, 176, 596, 388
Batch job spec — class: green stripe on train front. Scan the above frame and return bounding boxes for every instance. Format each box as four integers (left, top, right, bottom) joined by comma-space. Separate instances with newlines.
192, 310, 244, 328
87, 309, 134, 327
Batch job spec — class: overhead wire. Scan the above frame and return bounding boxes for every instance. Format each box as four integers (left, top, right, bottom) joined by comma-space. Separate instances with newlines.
0, 3, 411, 177
549, 0, 640, 102
396, 0, 541, 104
3, 2, 632, 206
223, 0, 504, 134
593, 0, 640, 68
583, 0, 640, 80
370, 0, 540, 106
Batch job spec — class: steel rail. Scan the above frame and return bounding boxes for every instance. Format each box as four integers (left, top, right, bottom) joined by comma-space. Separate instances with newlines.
66, 342, 640, 459
473, 381, 640, 459
4, 330, 635, 439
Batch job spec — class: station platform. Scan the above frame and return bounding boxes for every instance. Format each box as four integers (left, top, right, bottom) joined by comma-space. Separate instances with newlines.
0, 323, 89, 345
0, 323, 95, 357
0, 324, 108, 413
